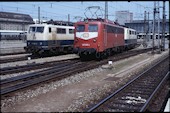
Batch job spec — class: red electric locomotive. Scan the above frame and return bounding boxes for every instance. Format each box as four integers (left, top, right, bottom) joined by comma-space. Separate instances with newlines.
73, 18, 126, 60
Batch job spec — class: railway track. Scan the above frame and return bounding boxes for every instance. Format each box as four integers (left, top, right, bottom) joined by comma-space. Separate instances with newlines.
0, 58, 79, 75
1, 48, 151, 75
87, 55, 169, 112
0, 51, 27, 56
0, 48, 153, 99
0, 52, 76, 64
0, 54, 31, 64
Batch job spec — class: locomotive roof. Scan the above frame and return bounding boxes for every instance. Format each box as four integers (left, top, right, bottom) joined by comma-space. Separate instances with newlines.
77, 18, 125, 28
45, 20, 74, 26
124, 27, 136, 31
28, 24, 74, 28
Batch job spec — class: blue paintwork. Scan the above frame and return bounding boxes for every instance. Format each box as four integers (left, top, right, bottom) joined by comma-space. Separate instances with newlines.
27, 40, 74, 47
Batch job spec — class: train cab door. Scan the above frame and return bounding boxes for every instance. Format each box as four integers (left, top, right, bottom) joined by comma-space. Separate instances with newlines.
28, 26, 36, 40
103, 25, 107, 47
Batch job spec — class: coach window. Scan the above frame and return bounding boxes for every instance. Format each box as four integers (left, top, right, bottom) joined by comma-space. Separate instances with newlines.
69, 29, 74, 34
57, 28, 66, 34
156, 35, 158, 39
49, 27, 51, 33
76, 25, 85, 32
88, 25, 98, 32
150, 35, 152, 39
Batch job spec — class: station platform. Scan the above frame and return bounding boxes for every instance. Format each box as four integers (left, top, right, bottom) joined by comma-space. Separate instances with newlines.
0, 40, 26, 54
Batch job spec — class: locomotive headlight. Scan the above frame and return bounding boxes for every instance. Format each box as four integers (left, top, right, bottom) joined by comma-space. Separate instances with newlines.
93, 38, 97, 43
97, 44, 100, 47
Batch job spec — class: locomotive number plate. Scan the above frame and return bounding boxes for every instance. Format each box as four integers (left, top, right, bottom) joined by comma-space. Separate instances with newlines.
82, 43, 90, 46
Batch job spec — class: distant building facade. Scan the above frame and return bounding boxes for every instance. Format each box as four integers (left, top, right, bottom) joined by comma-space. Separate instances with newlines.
115, 10, 133, 25
125, 19, 169, 34
0, 11, 34, 31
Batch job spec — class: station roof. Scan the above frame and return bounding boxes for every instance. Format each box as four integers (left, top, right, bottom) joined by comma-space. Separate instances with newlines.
0, 11, 34, 23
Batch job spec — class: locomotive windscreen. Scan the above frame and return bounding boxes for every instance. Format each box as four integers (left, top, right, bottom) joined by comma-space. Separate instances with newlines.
76, 25, 85, 32
29, 27, 44, 33
88, 24, 98, 32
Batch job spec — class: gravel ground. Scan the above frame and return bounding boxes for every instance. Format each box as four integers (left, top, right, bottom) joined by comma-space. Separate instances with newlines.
1, 49, 169, 112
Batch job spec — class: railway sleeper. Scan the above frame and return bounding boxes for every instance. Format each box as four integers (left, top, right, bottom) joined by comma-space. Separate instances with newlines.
129, 87, 154, 93
110, 100, 143, 107
125, 90, 151, 95
104, 103, 140, 112
124, 93, 149, 99
128, 85, 156, 90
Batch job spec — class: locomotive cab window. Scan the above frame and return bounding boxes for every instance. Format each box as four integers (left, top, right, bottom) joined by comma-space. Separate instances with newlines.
29, 27, 44, 33
36, 27, 44, 33
76, 25, 85, 32
88, 25, 98, 32
29, 27, 36, 33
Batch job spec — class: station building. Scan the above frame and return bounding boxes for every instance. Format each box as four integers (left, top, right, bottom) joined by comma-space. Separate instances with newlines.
115, 10, 133, 25
0, 11, 34, 31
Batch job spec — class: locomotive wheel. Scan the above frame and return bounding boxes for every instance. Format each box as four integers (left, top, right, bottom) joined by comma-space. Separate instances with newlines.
95, 52, 101, 60
96, 52, 105, 61
107, 49, 111, 57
